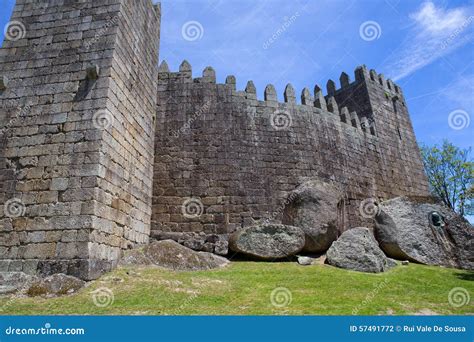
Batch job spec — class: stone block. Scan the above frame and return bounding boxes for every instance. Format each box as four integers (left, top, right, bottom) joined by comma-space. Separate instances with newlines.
0, 76, 8, 90
50, 178, 69, 191
23, 243, 56, 259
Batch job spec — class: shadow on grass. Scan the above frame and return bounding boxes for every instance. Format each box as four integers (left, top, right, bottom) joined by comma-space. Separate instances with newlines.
455, 272, 474, 281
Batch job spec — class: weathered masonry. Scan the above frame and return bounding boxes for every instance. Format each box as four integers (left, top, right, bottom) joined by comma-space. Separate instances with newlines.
0, 0, 160, 279
0, 0, 429, 279
152, 62, 430, 251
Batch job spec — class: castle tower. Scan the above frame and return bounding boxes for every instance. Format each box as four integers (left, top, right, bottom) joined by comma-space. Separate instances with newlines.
0, 0, 160, 279
330, 65, 428, 199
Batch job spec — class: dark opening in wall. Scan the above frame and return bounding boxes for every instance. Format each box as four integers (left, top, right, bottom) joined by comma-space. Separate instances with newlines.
429, 211, 445, 228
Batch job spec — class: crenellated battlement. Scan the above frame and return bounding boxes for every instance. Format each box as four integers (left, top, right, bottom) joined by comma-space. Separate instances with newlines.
159, 60, 403, 100
156, 60, 409, 136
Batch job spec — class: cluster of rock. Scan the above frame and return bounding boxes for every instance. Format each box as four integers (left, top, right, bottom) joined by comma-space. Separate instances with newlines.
226, 180, 343, 260
227, 222, 394, 273
2, 181, 471, 298
226, 180, 473, 273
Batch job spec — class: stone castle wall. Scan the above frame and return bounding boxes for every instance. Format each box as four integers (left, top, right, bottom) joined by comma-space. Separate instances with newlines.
151, 62, 429, 252
0, 0, 160, 279
0, 0, 430, 278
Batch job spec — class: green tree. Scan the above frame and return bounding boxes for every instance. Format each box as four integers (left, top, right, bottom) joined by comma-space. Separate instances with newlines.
420, 140, 473, 217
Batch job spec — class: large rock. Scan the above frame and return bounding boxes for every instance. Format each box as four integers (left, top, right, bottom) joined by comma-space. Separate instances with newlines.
0, 272, 38, 295
326, 227, 395, 273
119, 240, 229, 271
229, 224, 305, 260
26, 273, 85, 297
283, 180, 343, 253
150, 231, 229, 255
118, 248, 154, 266
374, 197, 473, 270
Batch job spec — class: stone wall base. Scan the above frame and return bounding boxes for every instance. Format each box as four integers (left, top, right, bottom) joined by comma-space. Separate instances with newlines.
0, 259, 115, 281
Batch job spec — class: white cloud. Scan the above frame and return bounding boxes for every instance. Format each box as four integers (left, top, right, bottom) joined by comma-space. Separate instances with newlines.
386, 1, 474, 81
443, 74, 474, 112
410, 2, 467, 33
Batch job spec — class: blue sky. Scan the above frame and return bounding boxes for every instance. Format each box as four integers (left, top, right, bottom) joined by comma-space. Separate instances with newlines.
1, 0, 472, 150
156, 0, 474, 150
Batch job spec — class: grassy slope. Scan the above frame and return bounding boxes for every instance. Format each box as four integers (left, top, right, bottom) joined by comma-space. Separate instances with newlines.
1, 262, 473, 315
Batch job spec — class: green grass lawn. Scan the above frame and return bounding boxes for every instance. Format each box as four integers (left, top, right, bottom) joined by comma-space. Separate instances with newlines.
1, 262, 473, 315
